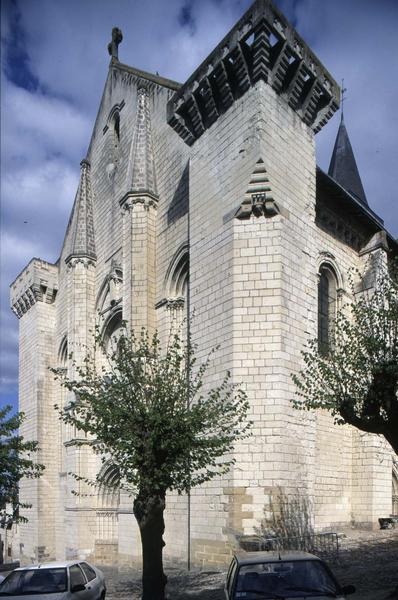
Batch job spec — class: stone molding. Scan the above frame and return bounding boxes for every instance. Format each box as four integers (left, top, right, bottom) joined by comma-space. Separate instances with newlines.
167, 0, 339, 145
119, 190, 159, 211
235, 158, 281, 220
66, 256, 97, 269
359, 230, 389, 256
155, 297, 185, 310
316, 203, 366, 252
103, 100, 125, 134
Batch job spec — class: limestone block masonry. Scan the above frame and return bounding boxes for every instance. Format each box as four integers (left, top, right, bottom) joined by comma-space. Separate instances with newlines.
10, 0, 397, 567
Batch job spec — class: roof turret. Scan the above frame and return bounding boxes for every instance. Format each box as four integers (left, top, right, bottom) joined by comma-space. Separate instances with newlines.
66, 159, 96, 264
125, 87, 158, 199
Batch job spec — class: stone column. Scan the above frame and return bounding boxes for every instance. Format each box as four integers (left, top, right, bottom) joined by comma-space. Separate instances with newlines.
121, 194, 158, 334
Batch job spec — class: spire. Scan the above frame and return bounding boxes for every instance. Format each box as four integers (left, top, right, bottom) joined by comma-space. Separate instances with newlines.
328, 118, 368, 207
66, 159, 96, 264
126, 87, 158, 198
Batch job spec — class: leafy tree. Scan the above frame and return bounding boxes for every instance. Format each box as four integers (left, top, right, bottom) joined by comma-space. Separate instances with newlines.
292, 258, 398, 453
53, 328, 250, 600
0, 405, 45, 525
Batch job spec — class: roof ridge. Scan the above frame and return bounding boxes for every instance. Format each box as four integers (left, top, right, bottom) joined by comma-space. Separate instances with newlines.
111, 60, 181, 91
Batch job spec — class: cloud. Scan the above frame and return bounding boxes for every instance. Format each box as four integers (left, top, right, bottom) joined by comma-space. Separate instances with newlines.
288, 0, 398, 233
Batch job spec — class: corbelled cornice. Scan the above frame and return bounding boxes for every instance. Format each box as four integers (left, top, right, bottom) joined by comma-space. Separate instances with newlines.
10, 258, 58, 319
167, 0, 339, 145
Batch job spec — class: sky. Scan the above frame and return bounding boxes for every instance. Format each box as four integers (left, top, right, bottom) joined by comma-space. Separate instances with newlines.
1, 0, 397, 414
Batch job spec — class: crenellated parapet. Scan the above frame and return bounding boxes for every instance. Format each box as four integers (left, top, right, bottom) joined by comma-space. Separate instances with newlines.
10, 258, 58, 319
167, 0, 340, 145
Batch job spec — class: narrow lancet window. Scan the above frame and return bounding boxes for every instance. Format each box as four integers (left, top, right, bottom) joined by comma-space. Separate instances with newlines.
113, 111, 120, 156
318, 265, 337, 354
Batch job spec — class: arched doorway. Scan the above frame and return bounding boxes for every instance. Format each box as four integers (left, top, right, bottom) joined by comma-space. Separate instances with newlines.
393, 468, 398, 516
95, 462, 120, 563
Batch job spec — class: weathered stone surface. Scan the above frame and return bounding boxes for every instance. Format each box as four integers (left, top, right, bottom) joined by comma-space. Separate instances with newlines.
10, 0, 396, 568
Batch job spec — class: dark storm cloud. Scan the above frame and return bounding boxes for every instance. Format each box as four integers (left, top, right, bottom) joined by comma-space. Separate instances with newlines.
1, 0, 397, 411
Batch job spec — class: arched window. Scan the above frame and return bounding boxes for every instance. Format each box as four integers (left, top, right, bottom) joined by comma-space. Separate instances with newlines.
159, 244, 189, 339
318, 264, 337, 354
58, 336, 68, 366
102, 309, 123, 350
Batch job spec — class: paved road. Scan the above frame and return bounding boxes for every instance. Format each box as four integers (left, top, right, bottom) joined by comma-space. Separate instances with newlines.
102, 530, 398, 600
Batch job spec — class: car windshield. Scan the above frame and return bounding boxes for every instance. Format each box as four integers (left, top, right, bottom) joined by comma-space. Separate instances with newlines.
0, 568, 67, 595
235, 560, 339, 598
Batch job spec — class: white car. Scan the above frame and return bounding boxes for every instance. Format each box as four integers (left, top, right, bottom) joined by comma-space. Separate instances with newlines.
0, 560, 106, 599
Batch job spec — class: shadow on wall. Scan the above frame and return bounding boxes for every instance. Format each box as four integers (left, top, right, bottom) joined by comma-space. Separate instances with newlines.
168, 162, 189, 226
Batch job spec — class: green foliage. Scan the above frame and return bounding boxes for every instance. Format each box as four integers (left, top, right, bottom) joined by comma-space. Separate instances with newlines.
0, 405, 45, 524
292, 258, 398, 453
53, 327, 251, 496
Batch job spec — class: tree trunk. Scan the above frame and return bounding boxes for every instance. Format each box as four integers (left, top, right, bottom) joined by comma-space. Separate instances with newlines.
134, 489, 167, 600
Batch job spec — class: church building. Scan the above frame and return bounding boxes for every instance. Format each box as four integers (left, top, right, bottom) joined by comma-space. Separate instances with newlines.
10, 0, 398, 566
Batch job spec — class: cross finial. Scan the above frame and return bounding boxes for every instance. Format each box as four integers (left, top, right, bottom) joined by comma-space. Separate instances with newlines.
341, 78, 347, 122
108, 27, 123, 61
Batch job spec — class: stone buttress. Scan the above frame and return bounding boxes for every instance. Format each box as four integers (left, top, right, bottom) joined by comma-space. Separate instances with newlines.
64, 159, 98, 558
120, 87, 158, 335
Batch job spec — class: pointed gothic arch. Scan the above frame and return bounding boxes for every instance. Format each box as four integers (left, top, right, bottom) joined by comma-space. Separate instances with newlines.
317, 261, 339, 354
165, 243, 189, 300
58, 335, 68, 365
393, 464, 398, 516
96, 461, 120, 544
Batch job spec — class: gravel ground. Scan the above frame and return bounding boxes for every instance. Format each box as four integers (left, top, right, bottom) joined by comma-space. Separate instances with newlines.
102, 529, 398, 600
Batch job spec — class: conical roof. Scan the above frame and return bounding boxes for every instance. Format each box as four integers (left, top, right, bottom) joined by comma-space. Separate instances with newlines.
126, 87, 158, 197
328, 116, 368, 207
66, 159, 96, 262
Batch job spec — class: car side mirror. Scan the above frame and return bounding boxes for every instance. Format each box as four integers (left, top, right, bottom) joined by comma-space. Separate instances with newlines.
341, 584, 356, 595
71, 583, 86, 592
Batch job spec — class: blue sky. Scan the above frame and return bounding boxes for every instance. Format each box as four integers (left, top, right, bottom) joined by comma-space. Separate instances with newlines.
1, 0, 397, 414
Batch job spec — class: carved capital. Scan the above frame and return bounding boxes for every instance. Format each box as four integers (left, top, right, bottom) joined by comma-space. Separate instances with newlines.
120, 190, 159, 212
66, 256, 96, 269
155, 296, 185, 311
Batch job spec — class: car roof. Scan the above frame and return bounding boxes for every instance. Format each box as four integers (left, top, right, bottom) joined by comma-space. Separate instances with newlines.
233, 550, 322, 565
14, 560, 88, 571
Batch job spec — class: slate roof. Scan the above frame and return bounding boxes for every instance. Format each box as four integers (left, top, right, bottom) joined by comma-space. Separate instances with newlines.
328, 115, 368, 207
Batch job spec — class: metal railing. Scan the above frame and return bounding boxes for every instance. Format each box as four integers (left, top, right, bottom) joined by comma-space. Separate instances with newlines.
239, 532, 339, 559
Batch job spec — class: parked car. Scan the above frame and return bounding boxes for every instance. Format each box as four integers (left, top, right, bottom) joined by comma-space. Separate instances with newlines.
225, 551, 355, 599
0, 560, 106, 599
